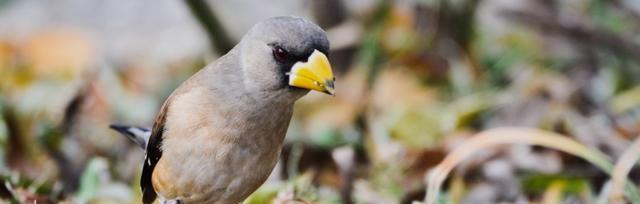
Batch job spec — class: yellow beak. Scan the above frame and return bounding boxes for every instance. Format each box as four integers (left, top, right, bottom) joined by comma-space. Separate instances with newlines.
287, 50, 335, 95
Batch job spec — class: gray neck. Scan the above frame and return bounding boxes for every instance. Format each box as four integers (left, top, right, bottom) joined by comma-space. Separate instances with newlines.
200, 45, 305, 107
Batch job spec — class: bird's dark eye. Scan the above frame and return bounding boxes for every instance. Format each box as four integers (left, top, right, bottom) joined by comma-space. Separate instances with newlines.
272, 46, 289, 62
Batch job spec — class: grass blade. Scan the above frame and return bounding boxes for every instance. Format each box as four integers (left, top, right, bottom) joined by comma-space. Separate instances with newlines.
609, 135, 640, 203
424, 127, 639, 204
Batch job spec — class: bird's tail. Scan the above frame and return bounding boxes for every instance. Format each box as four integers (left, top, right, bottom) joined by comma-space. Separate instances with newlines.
109, 124, 151, 150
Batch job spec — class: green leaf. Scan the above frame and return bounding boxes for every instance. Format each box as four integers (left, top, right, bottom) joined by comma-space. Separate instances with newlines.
76, 157, 108, 203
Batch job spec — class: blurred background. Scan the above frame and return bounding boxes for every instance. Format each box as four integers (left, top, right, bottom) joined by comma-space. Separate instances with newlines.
1, 0, 640, 203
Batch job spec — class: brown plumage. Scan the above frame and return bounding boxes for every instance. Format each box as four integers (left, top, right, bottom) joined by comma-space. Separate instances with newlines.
114, 16, 336, 204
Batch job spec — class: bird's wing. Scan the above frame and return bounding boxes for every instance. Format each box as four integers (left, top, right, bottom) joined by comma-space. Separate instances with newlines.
138, 62, 210, 204
141, 98, 172, 204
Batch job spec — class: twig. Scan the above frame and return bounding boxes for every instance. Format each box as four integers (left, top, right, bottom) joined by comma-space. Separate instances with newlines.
2, 100, 28, 172
608, 0, 640, 28
310, 0, 347, 29
41, 86, 88, 193
502, 10, 640, 60
184, 0, 235, 54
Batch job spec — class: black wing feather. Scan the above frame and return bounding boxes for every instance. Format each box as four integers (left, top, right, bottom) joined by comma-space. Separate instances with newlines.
141, 101, 171, 204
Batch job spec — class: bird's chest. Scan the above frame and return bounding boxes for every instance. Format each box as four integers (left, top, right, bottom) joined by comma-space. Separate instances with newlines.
154, 98, 292, 202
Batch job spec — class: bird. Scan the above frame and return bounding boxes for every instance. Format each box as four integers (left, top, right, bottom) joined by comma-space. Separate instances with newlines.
110, 16, 335, 204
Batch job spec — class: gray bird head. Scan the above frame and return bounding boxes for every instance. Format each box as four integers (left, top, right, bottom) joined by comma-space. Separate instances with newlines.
238, 16, 335, 100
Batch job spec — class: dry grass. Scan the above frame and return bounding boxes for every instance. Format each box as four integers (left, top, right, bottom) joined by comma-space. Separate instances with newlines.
423, 127, 640, 204
609, 135, 640, 203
